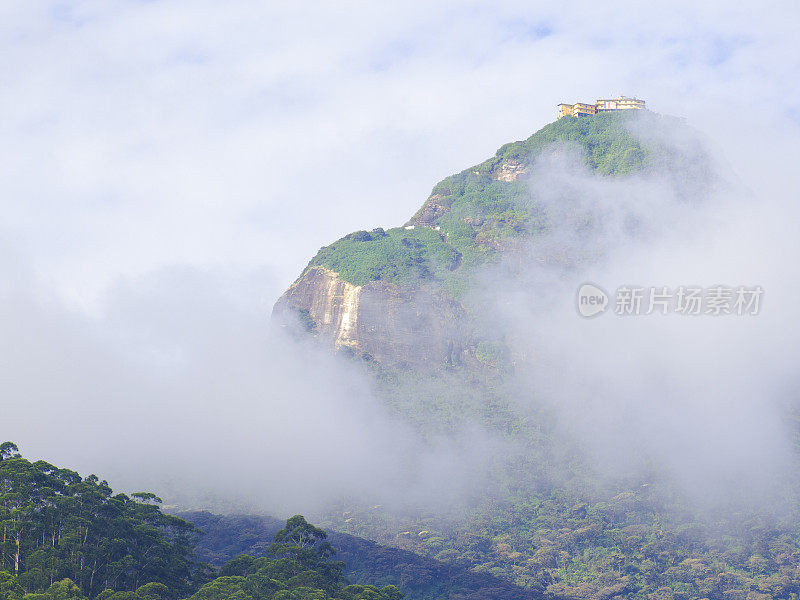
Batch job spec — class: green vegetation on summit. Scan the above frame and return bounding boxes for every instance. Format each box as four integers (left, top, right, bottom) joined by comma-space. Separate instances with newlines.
301, 111, 690, 288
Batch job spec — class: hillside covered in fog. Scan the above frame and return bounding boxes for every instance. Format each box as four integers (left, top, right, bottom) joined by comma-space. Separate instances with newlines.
274, 110, 714, 372
265, 111, 800, 600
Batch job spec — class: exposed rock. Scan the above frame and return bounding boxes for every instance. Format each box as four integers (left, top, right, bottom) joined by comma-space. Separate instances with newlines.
494, 159, 528, 182
273, 267, 471, 370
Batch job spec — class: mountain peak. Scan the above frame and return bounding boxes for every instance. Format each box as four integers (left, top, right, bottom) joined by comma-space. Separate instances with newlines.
273, 110, 712, 371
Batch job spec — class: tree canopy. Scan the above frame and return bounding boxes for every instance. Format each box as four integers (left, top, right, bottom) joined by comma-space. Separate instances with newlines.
0, 445, 400, 600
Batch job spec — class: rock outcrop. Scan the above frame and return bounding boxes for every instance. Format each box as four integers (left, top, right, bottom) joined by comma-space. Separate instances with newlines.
273, 267, 471, 370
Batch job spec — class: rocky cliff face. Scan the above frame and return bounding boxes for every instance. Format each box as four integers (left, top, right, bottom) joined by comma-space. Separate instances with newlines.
273, 266, 471, 370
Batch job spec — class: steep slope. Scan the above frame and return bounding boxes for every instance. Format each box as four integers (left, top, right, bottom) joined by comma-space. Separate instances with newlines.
272, 110, 712, 371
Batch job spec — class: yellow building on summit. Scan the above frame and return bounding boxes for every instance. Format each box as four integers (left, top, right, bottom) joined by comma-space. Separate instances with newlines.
558, 95, 646, 118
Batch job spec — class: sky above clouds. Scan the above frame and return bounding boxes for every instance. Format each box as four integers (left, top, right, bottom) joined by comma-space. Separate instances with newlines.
2, 1, 800, 507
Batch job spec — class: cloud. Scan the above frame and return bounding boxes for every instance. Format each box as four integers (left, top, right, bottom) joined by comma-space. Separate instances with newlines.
466, 114, 800, 508
0, 255, 513, 515
1, 0, 799, 307
1, 0, 800, 519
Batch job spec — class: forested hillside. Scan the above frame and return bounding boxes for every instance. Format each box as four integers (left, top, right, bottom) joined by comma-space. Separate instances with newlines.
0, 445, 402, 600
178, 512, 540, 600
0, 442, 203, 599
175, 490, 800, 600
323, 484, 800, 600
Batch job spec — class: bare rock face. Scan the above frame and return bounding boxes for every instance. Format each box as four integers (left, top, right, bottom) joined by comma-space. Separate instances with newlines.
493, 158, 528, 182
273, 267, 362, 350
273, 267, 471, 370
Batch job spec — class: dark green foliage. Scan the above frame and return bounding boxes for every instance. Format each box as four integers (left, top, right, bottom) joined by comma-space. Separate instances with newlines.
0, 574, 175, 600
0, 445, 205, 599
0, 445, 20, 461
188, 516, 401, 600
21, 578, 85, 600
296, 309, 317, 333
0, 570, 24, 600
178, 513, 539, 600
